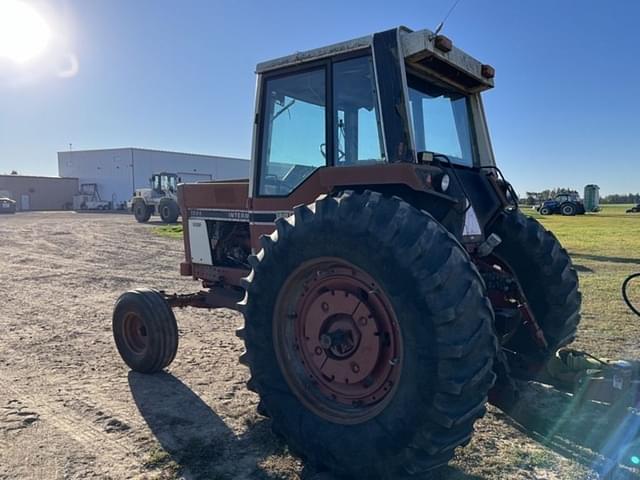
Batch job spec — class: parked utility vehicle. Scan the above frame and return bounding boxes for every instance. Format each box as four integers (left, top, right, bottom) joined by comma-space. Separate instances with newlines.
0, 197, 16, 214
131, 172, 180, 223
73, 183, 111, 210
628, 204, 640, 213
113, 27, 582, 478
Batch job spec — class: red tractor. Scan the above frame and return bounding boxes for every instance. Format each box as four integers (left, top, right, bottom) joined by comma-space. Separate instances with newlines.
113, 27, 581, 478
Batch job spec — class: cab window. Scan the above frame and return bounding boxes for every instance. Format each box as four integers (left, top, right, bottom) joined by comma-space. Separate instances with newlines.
162, 175, 177, 193
258, 68, 326, 196
407, 74, 476, 167
333, 56, 384, 165
152, 175, 162, 192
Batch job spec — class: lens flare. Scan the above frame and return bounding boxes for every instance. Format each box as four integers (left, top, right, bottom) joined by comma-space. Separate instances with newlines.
0, 0, 52, 64
631, 455, 640, 465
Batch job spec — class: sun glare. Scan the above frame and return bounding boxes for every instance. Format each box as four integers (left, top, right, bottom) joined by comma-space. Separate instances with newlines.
0, 0, 52, 64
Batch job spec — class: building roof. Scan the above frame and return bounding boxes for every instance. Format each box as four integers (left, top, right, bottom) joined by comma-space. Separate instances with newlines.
57, 147, 249, 162
0, 174, 78, 180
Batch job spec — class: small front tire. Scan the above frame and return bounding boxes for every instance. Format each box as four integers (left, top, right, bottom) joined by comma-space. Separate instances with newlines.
488, 210, 581, 359
113, 288, 178, 373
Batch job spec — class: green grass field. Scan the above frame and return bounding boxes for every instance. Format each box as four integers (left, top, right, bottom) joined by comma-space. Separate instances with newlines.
154, 224, 184, 239
531, 204, 640, 359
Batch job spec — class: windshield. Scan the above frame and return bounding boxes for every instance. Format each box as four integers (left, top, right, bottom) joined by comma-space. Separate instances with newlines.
407, 74, 476, 166
162, 175, 177, 193
154, 174, 177, 193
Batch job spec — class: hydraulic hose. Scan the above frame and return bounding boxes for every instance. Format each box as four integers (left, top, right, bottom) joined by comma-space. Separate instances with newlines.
622, 272, 640, 318
479, 165, 519, 209
431, 154, 471, 213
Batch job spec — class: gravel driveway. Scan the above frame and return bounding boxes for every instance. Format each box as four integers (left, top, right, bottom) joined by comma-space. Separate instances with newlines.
0, 212, 298, 479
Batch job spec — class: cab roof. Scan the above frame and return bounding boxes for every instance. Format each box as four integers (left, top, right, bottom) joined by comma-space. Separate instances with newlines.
255, 26, 494, 93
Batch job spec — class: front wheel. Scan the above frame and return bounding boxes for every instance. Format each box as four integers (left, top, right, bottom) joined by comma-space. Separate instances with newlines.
113, 289, 179, 373
238, 191, 497, 478
488, 210, 581, 361
539, 206, 551, 215
133, 200, 151, 223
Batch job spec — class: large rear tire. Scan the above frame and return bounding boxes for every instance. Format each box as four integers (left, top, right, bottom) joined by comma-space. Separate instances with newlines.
238, 191, 497, 479
488, 210, 581, 361
560, 202, 577, 216
113, 289, 178, 373
133, 200, 152, 223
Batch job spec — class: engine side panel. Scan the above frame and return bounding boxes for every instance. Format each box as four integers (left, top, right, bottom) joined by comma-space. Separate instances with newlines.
178, 164, 507, 286
179, 181, 251, 284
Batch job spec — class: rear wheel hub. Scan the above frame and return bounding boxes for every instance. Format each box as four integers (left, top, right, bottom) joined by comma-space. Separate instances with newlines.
273, 258, 402, 424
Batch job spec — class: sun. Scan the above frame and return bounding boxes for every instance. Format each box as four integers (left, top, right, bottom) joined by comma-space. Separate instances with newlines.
0, 0, 52, 64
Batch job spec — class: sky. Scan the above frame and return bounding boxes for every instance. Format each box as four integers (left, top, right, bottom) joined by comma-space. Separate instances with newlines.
0, 0, 638, 196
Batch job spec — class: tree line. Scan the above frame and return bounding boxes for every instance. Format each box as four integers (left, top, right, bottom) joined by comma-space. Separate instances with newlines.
600, 193, 640, 204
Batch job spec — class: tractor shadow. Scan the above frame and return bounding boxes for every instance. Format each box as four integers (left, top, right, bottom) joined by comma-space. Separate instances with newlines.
128, 372, 483, 480
128, 371, 289, 479
496, 381, 640, 477
571, 253, 640, 266
573, 263, 595, 273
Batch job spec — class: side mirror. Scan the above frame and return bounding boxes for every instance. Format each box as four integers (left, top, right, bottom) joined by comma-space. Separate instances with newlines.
178, 177, 182, 183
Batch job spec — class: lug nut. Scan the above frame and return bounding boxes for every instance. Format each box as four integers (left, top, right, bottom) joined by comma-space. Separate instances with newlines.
351, 362, 360, 373
320, 334, 332, 349
358, 316, 368, 326
321, 302, 329, 312
315, 346, 323, 355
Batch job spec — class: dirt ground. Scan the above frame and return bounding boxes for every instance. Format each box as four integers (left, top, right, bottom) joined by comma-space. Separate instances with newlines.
0, 212, 637, 480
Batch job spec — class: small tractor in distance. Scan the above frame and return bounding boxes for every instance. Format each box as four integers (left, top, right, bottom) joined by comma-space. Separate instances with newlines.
131, 172, 181, 223
537, 191, 585, 216
112, 27, 585, 478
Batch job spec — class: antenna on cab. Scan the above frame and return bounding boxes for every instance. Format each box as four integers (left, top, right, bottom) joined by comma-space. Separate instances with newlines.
432, 0, 463, 38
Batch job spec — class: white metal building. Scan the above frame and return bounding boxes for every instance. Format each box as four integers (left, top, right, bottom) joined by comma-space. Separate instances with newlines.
57, 148, 249, 208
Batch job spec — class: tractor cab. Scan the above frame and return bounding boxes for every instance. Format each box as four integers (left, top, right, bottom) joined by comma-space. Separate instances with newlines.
239, 26, 511, 253
151, 172, 178, 196
253, 27, 497, 199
